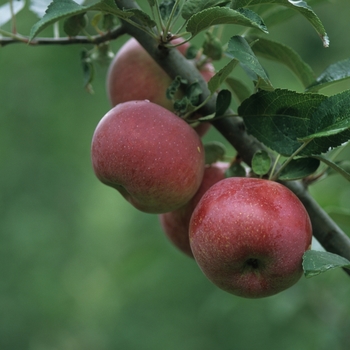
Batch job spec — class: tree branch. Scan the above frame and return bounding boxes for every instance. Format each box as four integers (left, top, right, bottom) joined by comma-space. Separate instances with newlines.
114, 0, 350, 272
0, 26, 126, 47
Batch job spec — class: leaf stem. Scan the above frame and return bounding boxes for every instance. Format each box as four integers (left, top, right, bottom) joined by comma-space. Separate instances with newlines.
270, 139, 313, 181
268, 154, 281, 180
9, 0, 17, 34
154, 0, 166, 34
162, 0, 182, 41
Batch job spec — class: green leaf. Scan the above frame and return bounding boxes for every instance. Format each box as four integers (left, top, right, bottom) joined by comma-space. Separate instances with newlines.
226, 35, 273, 89
215, 90, 232, 117
238, 89, 327, 156
202, 31, 223, 60
236, 7, 268, 33
147, 0, 156, 6
173, 81, 203, 114
303, 250, 350, 278
312, 155, 350, 182
225, 163, 247, 177
63, 13, 87, 36
182, 0, 231, 20
207, 59, 239, 94
166, 76, 187, 100
159, 0, 178, 21
30, 0, 133, 41
186, 6, 268, 38
251, 150, 271, 175
262, 0, 330, 28
204, 142, 227, 164
278, 157, 320, 180
185, 82, 203, 106
306, 58, 350, 92
231, 0, 329, 47
299, 90, 350, 155
246, 36, 315, 88
225, 77, 251, 104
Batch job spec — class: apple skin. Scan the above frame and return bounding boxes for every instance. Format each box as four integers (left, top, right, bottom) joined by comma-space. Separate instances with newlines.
91, 100, 205, 214
159, 162, 229, 257
189, 177, 312, 298
106, 38, 214, 136
106, 37, 187, 110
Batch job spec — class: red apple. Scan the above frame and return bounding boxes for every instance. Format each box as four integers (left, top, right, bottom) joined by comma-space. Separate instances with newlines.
189, 177, 312, 298
91, 100, 205, 213
106, 37, 189, 110
106, 37, 215, 136
159, 162, 229, 257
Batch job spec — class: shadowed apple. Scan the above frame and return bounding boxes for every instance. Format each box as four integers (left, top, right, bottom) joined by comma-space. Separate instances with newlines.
159, 162, 229, 257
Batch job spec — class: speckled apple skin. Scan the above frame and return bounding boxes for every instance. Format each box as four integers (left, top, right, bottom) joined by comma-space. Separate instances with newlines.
159, 162, 229, 257
91, 100, 205, 214
189, 177, 312, 298
106, 38, 214, 137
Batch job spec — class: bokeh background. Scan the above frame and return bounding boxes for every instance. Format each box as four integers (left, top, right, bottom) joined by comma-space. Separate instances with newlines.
1, 1, 350, 349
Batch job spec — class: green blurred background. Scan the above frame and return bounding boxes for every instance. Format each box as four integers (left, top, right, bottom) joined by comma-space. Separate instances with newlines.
1, 1, 350, 349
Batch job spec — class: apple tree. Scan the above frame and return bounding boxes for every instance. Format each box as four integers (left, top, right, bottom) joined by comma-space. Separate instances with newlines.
2, 0, 350, 299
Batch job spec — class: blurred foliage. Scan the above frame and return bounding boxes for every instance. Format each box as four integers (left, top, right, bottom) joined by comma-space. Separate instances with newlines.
1, 1, 350, 349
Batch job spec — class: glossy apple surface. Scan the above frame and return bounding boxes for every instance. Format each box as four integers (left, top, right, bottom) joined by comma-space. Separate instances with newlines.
159, 162, 229, 257
91, 100, 205, 213
189, 177, 312, 298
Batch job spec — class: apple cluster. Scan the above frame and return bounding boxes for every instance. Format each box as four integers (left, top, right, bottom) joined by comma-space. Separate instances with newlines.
91, 37, 313, 298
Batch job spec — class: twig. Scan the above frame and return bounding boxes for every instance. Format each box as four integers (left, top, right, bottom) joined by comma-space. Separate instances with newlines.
0, 25, 127, 47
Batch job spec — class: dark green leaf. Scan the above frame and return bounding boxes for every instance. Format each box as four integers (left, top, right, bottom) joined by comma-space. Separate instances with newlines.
236, 7, 268, 33
238, 89, 327, 156
312, 155, 350, 182
63, 13, 87, 36
30, 0, 132, 41
204, 142, 227, 164
215, 90, 232, 117
306, 58, 350, 92
247, 35, 315, 88
185, 82, 203, 106
186, 7, 268, 38
207, 59, 239, 93
147, 0, 156, 6
303, 250, 350, 278
225, 77, 251, 103
231, 0, 329, 46
182, 0, 230, 20
166, 76, 187, 100
159, 0, 178, 21
202, 32, 223, 60
278, 157, 320, 180
225, 163, 247, 177
251, 150, 271, 175
299, 90, 350, 155
226, 35, 273, 90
